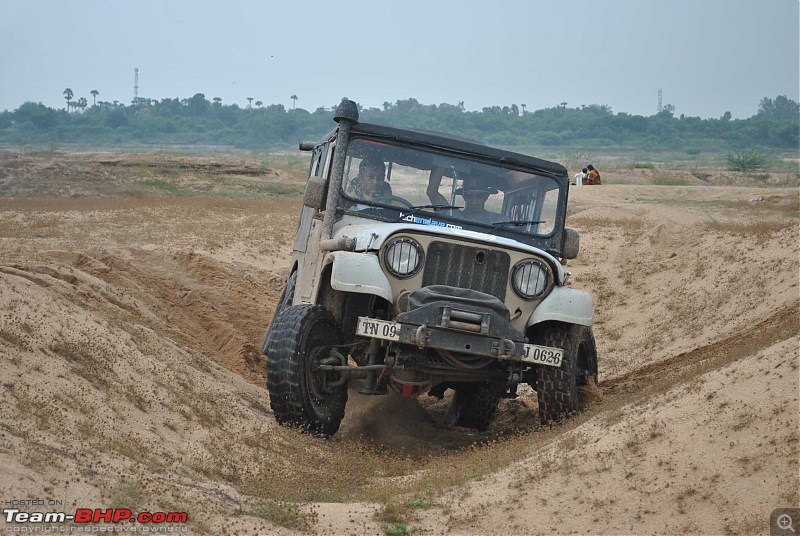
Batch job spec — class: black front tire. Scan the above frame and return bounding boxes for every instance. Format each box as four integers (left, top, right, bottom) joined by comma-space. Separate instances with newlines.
445, 384, 500, 431
535, 324, 598, 424
265, 304, 347, 436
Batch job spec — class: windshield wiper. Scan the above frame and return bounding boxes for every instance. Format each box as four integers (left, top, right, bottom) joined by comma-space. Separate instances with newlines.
408, 204, 462, 211
488, 220, 545, 233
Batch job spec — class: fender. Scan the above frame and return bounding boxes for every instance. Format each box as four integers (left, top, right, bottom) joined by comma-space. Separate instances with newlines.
527, 286, 594, 327
325, 251, 393, 303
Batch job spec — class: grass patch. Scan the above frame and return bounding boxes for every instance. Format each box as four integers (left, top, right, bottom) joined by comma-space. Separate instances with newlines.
374, 495, 434, 535
109, 438, 147, 461
170, 387, 225, 428
569, 215, 646, 237
141, 178, 186, 195
703, 220, 788, 245
108, 480, 148, 510
76, 420, 94, 439
633, 162, 656, 169
246, 498, 312, 530
716, 197, 800, 218
383, 523, 418, 535
625, 195, 799, 218
652, 174, 692, 186
406, 497, 432, 509
49, 340, 113, 389
11, 391, 56, 431
244, 181, 305, 197
691, 169, 712, 181
376, 496, 434, 526
0, 329, 27, 348
748, 172, 771, 183
260, 153, 307, 171
675, 487, 697, 515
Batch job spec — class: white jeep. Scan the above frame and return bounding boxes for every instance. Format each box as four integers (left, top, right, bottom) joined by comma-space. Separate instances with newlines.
262, 99, 597, 436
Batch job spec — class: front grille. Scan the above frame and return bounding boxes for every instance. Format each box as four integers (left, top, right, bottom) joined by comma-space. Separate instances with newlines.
422, 241, 509, 300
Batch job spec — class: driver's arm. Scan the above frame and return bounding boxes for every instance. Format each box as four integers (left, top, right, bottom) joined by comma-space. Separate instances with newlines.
426, 167, 448, 206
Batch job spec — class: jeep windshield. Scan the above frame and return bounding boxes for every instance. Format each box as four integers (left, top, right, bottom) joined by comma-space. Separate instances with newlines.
339, 137, 564, 241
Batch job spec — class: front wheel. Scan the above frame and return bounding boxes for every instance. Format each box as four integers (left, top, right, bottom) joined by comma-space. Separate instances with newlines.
534, 324, 598, 424
265, 304, 348, 436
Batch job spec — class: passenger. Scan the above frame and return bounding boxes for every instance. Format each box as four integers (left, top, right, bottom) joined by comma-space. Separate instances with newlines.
456, 178, 505, 223
426, 168, 504, 223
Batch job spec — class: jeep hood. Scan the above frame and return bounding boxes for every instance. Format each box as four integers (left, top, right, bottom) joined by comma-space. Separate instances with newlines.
331, 220, 567, 284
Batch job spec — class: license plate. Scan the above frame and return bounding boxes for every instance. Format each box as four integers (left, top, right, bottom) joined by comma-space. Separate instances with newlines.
521, 344, 563, 367
356, 317, 400, 341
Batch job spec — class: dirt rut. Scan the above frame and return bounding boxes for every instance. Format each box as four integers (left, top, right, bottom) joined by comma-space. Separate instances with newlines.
0, 151, 797, 534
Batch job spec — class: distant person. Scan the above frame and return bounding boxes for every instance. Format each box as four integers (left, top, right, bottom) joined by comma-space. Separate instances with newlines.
586, 164, 602, 185
574, 168, 588, 186
427, 168, 503, 223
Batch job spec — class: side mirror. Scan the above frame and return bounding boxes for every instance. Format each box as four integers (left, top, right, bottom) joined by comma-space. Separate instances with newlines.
562, 228, 580, 259
299, 141, 315, 151
303, 175, 327, 210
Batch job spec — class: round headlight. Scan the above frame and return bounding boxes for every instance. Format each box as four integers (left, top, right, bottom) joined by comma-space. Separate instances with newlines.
511, 260, 549, 299
384, 238, 423, 278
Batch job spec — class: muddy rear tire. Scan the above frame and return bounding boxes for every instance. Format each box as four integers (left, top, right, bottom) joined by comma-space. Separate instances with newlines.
535, 324, 598, 424
265, 304, 348, 436
445, 384, 500, 431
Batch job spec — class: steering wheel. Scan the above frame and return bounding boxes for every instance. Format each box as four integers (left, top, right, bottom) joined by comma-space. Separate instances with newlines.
375, 195, 414, 208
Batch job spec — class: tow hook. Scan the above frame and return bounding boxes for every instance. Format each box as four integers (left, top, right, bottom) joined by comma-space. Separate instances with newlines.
490, 338, 516, 358
415, 324, 430, 349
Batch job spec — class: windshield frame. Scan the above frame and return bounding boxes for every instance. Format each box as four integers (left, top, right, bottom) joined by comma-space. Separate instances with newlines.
335, 133, 568, 251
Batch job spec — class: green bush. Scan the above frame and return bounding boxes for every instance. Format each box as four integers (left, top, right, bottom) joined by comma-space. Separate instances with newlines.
726, 148, 767, 172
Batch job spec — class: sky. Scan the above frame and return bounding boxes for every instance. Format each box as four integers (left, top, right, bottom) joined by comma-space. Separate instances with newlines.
0, 0, 798, 119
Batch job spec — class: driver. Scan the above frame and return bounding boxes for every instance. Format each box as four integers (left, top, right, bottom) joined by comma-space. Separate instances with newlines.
347, 156, 392, 201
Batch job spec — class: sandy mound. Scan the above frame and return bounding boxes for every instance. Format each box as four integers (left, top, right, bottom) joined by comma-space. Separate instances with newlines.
0, 151, 797, 534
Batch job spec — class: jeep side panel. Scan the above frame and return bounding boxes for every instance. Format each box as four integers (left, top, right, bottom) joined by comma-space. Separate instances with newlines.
292, 139, 336, 305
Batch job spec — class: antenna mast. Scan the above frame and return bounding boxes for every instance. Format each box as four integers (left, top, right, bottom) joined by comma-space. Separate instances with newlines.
134, 68, 139, 103
657, 88, 663, 113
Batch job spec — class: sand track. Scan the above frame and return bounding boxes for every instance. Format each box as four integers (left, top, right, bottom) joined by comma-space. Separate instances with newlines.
604, 300, 799, 397
0, 151, 797, 534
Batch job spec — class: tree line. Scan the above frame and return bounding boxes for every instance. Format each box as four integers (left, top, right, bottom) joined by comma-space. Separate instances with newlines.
0, 93, 797, 152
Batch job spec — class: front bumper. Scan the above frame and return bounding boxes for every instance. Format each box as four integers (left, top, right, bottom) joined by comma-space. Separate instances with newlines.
356, 300, 563, 367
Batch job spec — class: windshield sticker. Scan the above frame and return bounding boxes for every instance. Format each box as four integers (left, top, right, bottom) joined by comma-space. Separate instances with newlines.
399, 212, 463, 230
